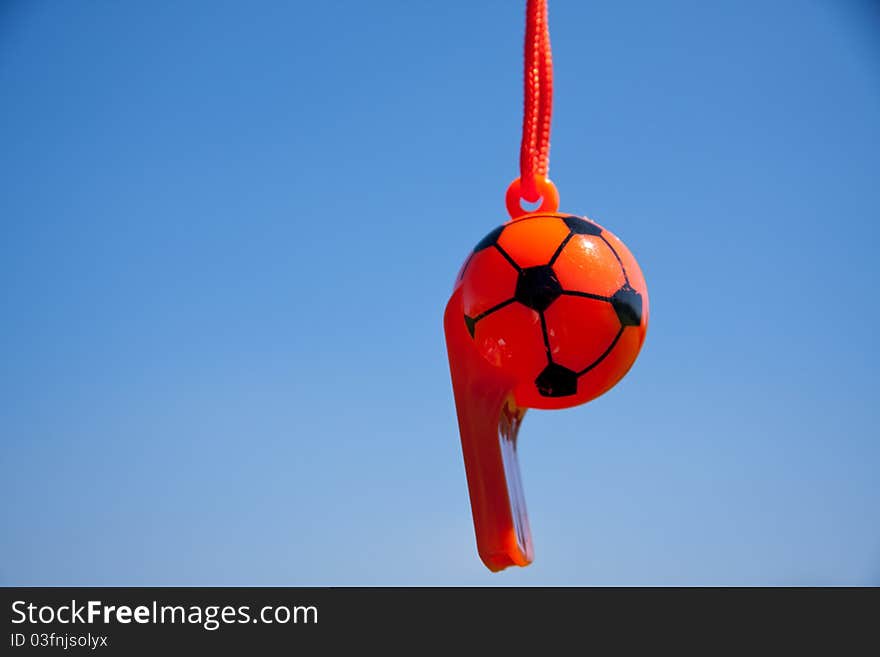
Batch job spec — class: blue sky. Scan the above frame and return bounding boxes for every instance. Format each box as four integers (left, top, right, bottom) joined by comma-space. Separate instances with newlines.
1, 0, 878, 585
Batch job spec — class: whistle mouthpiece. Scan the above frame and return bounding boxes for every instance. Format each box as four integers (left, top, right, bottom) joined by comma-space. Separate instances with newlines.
445, 289, 534, 571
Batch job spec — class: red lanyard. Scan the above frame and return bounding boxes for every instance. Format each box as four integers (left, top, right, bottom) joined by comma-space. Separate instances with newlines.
520, 0, 553, 203
507, 0, 559, 219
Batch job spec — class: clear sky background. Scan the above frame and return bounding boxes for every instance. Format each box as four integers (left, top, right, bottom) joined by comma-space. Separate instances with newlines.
1, 1, 878, 585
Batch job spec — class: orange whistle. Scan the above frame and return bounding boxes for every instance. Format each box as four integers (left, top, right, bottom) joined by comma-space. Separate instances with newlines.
444, 197, 649, 572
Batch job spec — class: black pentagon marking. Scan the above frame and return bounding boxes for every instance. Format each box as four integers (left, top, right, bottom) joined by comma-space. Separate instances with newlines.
610, 285, 643, 327
473, 225, 505, 252
535, 363, 578, 397
515, 265, 562, 312
463, 315, 477, 338
562, 215, 603, 236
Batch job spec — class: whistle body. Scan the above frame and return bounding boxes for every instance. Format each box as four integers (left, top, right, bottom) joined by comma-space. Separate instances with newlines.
445, 212, 648, 571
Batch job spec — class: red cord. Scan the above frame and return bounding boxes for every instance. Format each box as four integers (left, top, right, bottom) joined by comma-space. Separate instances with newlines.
519, 0, 553, 203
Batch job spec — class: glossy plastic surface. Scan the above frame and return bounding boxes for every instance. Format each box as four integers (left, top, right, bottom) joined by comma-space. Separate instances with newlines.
445, 211, 648, 570
457, 212, 648, 410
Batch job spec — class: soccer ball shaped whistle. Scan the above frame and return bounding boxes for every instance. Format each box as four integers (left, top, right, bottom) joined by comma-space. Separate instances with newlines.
444, 175, 649, 571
